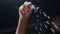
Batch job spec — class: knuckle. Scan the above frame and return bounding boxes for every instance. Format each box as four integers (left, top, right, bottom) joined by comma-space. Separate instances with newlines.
19, 5, 24, 10
28, 2, 32, 4
28, 2, 32, 5
24, 2, 32, 6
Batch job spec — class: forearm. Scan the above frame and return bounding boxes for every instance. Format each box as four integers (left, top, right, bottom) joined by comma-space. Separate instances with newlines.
16, 18, 28, 34
16, 1, 32, 34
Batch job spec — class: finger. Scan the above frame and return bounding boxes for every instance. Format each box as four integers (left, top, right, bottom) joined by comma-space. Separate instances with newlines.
23, 4, 28, 14
27, 2, 32, 10
19, 5, 26, 15
24, 2, 32, 14
19, 9, 25, 15
24, 1, 29, 12
27, 2, 32, 14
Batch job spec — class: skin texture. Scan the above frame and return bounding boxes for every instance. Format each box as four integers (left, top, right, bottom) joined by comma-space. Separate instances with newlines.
16, 1, 32, 34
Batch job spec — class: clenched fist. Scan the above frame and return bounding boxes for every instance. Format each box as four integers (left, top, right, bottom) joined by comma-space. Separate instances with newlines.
16, 1, 32, 34
19, 1, 32, 19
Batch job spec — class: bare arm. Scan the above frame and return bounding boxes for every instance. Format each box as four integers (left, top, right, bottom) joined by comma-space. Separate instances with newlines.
16, 18, 28, 34
16, 1, 32, 34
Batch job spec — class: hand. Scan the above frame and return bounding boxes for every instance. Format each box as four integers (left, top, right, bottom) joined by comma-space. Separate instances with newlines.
19, 1, 32, 19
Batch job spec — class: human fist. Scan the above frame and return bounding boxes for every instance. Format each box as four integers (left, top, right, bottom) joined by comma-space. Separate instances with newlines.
19, 1, 32, 19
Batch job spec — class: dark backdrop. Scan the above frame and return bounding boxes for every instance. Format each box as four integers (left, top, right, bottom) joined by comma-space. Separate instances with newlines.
0, 0, 60, 34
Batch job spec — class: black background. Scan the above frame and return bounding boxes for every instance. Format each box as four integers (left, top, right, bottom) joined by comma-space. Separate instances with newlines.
0, 0, 60, 34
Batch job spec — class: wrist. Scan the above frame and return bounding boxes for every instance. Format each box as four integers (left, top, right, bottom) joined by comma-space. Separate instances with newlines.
19, 17, 28, 23
19, 17, 29, 20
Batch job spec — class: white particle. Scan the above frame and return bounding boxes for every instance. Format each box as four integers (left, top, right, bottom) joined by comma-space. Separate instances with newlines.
37, 19, 39, 22
35, 26, 38, 30
34, 7, 39, 12
40, 9, 42, 11
40, 28, 42, 31
43, 12, 47, 17
31, 5, 39, 12
40, 24, 42, 27
31, 5, 35, 9
47, 16, 50, 19
40, 12, 41, 14
36, 15, 38, 18
50, 28, 55, 33
37, 7, 39, 10
51, 21, 59, 30
38, 32, 41, 34
45, 25, 48, 29
46, 21, 50, 25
